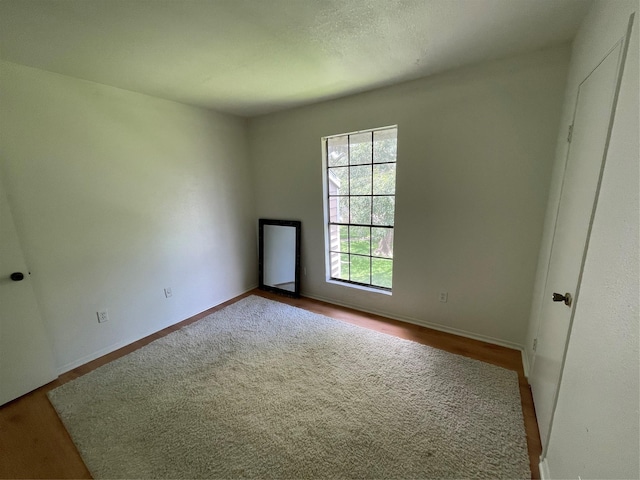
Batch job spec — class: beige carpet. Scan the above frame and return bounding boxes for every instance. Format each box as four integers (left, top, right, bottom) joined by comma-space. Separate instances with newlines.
48, 295, 530, 479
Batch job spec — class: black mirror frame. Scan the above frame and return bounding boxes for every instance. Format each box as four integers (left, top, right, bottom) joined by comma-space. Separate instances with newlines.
258, 219, 301, 298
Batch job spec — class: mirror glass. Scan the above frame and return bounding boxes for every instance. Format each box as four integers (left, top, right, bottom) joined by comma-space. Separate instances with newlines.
259, 219, 301, 297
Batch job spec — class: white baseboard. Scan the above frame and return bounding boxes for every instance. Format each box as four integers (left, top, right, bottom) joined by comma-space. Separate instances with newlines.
539, 457, 550, 479
302, 292, 524, 353
57, 285, 525, 376
56, 284, 258, 375
57, 333, 154, 375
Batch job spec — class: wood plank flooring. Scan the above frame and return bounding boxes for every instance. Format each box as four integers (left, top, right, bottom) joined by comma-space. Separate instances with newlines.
0, 289, 541, 479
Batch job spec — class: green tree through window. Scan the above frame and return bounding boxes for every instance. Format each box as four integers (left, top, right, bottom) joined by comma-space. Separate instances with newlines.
325, 127, 397, 290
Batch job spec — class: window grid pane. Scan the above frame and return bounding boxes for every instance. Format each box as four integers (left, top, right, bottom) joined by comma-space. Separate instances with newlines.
349, 165, 372, 195
326, 127, 397, 290
373, 129, 398, 164
328, 166, 350, 195
328, 135, 349, 167
328, 196, 349, 224
350, 196, 371, 225
349, 132, 372, 165
350, 255, 371, 285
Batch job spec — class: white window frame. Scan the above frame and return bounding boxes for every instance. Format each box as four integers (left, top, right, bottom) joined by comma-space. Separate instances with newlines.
321, 125, 398, 294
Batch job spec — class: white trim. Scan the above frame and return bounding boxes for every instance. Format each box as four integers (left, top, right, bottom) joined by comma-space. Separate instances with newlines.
57, 333, 153, 375
321, 125, 399, 292
56, 284, 258, 375
521, 348, 531, 379
539, 457, 551, 480
535, 30, 632, 456
323, 124, 398, 140
56, 283, 525, 375
324, 278, 392, 296
303, 292, 524, 352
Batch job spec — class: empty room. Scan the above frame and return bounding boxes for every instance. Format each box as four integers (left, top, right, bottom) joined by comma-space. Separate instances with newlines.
0, 0, 637, 479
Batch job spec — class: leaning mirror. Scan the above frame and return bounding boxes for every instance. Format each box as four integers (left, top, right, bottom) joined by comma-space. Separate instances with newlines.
259, 219, 301, 298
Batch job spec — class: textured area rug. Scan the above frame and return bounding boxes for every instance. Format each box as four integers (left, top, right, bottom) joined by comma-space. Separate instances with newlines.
48, 295, 530, 479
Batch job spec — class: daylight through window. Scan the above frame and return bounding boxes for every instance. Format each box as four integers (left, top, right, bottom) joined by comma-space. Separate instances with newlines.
324, 126, 397, 291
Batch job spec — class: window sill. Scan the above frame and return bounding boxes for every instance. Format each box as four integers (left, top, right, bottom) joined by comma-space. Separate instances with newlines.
325, 278, 393, 296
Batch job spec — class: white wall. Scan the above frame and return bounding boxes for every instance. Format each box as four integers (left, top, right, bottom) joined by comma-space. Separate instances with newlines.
0, 62, 257, 372
249, 47, 569, 348
534, 2, 639, 478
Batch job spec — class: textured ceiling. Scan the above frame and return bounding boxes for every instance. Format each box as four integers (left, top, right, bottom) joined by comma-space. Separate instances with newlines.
0, 0, 591, 117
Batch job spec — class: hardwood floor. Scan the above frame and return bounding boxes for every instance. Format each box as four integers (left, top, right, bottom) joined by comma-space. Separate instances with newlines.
0, 289, 541, 479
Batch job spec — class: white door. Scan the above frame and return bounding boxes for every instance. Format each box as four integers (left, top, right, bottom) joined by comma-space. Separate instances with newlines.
0, 174, 57, 405
530, 41, 626, 449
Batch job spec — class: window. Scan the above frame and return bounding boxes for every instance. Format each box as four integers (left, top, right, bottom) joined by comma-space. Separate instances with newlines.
323, 126, 397, 291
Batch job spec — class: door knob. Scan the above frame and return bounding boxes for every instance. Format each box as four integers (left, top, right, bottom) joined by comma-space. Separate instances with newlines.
552, 292, 572, 306
10, 272, 24, 282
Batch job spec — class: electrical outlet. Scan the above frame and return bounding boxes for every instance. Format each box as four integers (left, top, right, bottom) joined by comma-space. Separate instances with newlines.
164, 287, 172, 298
97, 310, 109, 323
439, 292, 448, 303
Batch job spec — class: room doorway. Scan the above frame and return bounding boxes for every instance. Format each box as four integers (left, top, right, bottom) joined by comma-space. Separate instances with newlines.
0, 173, 57, 405
529, 32, 630, 450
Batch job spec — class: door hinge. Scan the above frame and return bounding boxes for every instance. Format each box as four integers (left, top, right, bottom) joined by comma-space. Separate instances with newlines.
567, 124, 574, 143
533, 338, 538, 352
